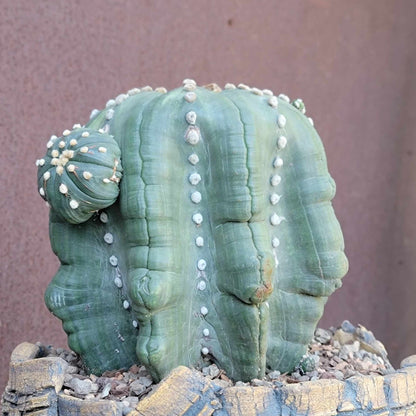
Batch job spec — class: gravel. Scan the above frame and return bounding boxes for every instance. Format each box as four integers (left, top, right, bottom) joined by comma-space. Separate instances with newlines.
34, 320, 395, 410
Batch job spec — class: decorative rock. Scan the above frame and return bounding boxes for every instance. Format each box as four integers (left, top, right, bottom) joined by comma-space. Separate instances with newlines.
135, 366, 219, 415
58, 393, 121, 416
400, 355, 416, 368
67, 377, 94, 395
129, 380, 147, 396
8, 357, 68, 394
10, 342, 41, 363
314, 328, 332, 344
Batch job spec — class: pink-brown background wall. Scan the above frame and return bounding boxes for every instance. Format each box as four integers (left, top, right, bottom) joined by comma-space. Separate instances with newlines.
1, 0, 415, 391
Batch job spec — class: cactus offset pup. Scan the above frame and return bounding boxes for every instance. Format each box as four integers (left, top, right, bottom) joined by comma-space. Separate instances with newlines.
36, 80, 348, 382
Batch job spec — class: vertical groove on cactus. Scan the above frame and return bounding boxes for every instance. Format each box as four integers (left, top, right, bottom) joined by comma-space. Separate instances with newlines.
37, 80, 348, 382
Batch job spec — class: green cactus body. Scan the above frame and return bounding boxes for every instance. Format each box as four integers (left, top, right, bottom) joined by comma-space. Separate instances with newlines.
36, 81, 348, 382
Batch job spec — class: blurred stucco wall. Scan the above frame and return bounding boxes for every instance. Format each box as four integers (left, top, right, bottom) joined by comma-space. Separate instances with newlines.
1, 0, 415, 390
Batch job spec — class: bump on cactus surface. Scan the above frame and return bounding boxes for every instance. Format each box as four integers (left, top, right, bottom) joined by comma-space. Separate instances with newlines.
36, 80, 348, 382
37, 128, 122, 224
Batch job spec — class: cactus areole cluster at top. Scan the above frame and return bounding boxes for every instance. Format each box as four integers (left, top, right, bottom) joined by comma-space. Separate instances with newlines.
36, 79, 348, 382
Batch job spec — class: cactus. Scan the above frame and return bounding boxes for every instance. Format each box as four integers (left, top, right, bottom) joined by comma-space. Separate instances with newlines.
36, 80, 348, 382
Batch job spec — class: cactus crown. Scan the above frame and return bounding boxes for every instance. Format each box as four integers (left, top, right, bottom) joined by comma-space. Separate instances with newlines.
36, 79, 348, 382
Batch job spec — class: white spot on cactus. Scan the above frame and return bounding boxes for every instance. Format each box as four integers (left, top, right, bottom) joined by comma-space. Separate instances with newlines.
43, 171, 50, 181
277, 136, 287, 149
63, 129, 71, 136
268, 96, 278, 108
272, 237, 280, 248
46, 140, 54, 149
51, 149, 59, 158
183, 78, 197, 86
104, 233, 114, 244
270, 213, 284, 226
114, 277, 123, 288
123, 300, 130, 309
191, 191, 202, 204
59, 183, 68, 194
277, 114, 287, 128
185, 127, 201, 145
63, 150, 74, 159
184, 92, 197, 103
188, 154, 199, 165
39, 187, 45, 196
273, 157, 283, 168
141, 86, 153, 92
106, 109, 114, 120
98, 128, 105, 134
106, 99, 116, 108
224, 83, 236, 89
72, 124, 81, 129
263, 89, 273, 96
197, 259, 207, 271
278, 93, 290, 102
203, 328, 210, 337
103, 178, 111, 183
90, 109, 100, 119
109, 255, 118, 266
67, 164, 75, 172
197, 280, 206, 291
270, 193, 281, 205
80, 146, 88, 153
39, 159, 45, 166
186, 111, 197, 125
192, 213, 203, 225
183, 83, 196, 91
270, 175, 281, 186
98, 147, 107, 153
69, 139, 78, 146
100, 212, 109, 223
69, 200, 79, 209
189, 173, 201, 185
128, 88, 141, 96
308, 117, 314, 126
132, 320, 138, 328
238, 83, 250, 90
50, 158, 59, 166
82, 171, 92, 180
195, 236, 204, 247
251, 87, 263, 96
201, 347, 209, 355
81, 131, 90, 138
115, 94, 128, 105
200, 306, 208, 315
56, 165, 64, 175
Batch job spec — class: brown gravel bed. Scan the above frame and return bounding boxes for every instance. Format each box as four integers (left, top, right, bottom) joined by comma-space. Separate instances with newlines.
35, 320, 395, 409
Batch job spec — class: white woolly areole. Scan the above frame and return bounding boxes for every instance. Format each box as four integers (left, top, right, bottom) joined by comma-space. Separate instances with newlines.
277, 136, 287, 149
69, 200, 79, 209
59, 183, 68, 194
189, 173, 202, 185
188, 154, 200, 165
192, 213, 203, 225
198, 280, 206, 291
191, 191, 202, 204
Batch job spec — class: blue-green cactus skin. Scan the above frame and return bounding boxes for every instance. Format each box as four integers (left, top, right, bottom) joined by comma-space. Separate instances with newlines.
36, 82, 348, 382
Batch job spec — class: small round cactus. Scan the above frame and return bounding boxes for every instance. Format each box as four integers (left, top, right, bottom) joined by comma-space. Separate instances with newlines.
37, 128, 122, 224
36, 80, 348, 382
